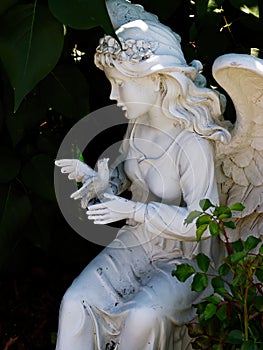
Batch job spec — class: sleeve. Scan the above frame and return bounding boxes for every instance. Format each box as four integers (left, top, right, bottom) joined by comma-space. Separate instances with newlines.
141, 134, 219, 241
109, 159, 131, 195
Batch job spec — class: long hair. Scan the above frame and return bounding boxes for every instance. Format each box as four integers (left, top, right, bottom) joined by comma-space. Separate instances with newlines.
159, 72, 231, 144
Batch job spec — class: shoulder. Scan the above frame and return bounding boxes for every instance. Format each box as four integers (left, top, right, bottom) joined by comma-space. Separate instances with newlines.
177, 130, 213, 152
174, 130, 215, 170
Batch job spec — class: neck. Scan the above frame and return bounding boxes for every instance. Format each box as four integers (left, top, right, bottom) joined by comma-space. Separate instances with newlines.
139, 107, 177, 135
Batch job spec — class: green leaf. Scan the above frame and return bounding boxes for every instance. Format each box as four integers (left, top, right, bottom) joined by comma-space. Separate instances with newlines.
259, 244, 263, 254
218, 211, 232, 220
205, 295, 221, 304
232, 276, 241, 287
228, 251, 247, 264
48, 0, 115, 34
232, 239, 244, 252
255, 266, 263, 282
21, 154, 56, 201
0, 147, 21, 183
204, 303, 217, 320
226, 329, 244, 344
184, 210, 202, 225
192, 273, 208, 292
218, 263, 230, 276
196, 224, 208, 241
195, 0, 209, 18
254, 296, 263, 311
211, 277, 229, 295
214, 205, 229, 216
216, 303, 227, 321
196, 214, 212, 228
39, 64, 89, 119
241, 340, 258, 350
212, 276, 224, 289
172, 263, 195, 282
229, 202, 245, 212
244, 235, 261, 252
199, 198, 214, 211
229, 0, 259, 18
196, 253, 210, 272
224, 220, 236, 229
216, 287, 230, 296
209, 220, 220, 236
0, 3, 64, 111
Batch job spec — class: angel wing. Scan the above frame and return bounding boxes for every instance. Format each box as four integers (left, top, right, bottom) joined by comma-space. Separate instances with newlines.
212, 53, 263, 242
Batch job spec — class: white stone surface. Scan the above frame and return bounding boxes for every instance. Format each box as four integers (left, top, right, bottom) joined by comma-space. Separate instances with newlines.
54, 1, 263, 349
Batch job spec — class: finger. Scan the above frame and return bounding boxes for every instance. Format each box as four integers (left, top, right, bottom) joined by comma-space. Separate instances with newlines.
70, 182, 91, 199
55, 159, 76, 167
81, 195, 94, 209
87, 203, 108, 211
87, 213, 111, 221
61, 166, 75, 174
81, 197, 88, 209
94, 218, 118, 225
70, 188, 85, 199
68, 172, 78, 180
87, 208, 108, 215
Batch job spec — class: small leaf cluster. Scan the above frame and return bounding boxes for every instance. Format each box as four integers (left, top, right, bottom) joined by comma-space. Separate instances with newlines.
172, 200, 263, 349
184, 198, 245, 242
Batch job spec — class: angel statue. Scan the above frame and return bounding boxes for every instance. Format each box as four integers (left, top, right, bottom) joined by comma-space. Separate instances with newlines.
54, 0, 263, 349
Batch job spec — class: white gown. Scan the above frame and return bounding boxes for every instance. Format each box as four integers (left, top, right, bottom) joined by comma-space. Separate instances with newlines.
55, 125, 224, 350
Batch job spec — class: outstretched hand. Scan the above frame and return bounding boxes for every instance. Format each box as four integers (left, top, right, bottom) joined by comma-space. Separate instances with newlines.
55, 159, 95, 183
55, 158, 110, 208
87, 194, 140, 224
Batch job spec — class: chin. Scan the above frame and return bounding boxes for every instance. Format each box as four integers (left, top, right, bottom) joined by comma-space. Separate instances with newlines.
124, 112, 137, 120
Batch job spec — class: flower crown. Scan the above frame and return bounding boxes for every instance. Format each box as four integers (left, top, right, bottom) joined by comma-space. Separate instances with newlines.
96, 35, 159, 63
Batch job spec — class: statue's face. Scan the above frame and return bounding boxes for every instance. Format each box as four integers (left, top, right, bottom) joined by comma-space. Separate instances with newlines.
104, 67, 159, 120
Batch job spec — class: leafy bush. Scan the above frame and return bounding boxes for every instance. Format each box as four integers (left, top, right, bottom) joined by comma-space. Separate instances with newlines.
172, 199, 263, 349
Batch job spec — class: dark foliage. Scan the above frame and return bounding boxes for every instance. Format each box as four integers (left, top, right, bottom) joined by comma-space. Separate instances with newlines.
0, 1, 262, 348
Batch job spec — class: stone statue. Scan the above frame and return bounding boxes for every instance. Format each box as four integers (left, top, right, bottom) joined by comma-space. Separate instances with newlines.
54, 1, 263, 349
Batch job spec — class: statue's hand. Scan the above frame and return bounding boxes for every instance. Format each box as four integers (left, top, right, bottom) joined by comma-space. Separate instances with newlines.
56, 158, 110, 208
55, 159, 94, 183
87, 193, 146, 224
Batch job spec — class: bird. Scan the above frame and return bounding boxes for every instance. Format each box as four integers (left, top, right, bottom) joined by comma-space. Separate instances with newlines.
70, 158, 110, 209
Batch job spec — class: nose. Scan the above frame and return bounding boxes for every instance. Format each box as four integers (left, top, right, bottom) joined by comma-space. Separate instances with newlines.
109, 84, 119, 101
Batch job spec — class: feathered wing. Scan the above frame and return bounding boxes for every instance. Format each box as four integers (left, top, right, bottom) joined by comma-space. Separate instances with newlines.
212, 53, 263, 241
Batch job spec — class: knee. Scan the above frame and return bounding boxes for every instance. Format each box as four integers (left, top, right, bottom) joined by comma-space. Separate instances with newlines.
59, 288, 89, 335
61, 287, 84, 310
